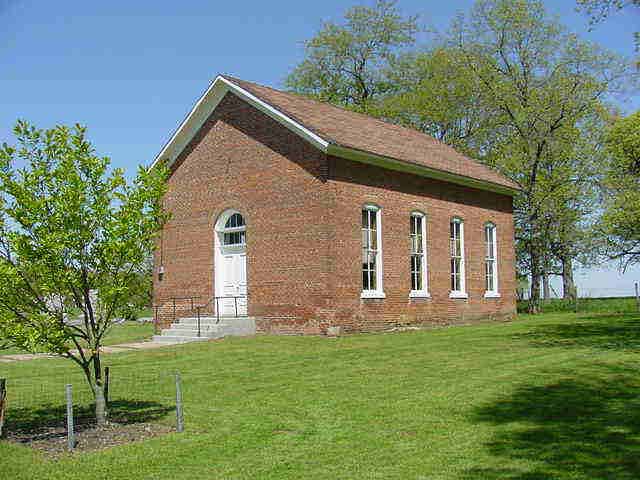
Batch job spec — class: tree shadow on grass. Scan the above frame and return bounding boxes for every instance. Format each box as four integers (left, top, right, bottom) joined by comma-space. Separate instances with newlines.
513, 313, 640, 351
5, 399, 174, 441
465, 365, 640, 479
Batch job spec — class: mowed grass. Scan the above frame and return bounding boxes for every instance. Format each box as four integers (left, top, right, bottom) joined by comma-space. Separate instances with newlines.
2, 311, 640, 479
0, 321, 154, 356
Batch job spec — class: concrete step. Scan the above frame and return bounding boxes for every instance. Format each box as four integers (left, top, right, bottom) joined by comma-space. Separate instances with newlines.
161, 327, 223, 337
177, 316, 254, 325
166, 323, 224, 331
154, 316, 257, 344
152, 335, 210, 343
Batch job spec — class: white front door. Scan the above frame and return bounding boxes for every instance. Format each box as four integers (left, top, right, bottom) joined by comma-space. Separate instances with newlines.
219, 249, 247, 316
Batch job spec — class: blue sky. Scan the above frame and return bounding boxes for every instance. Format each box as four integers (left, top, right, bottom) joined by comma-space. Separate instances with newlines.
1, 0, 638, 296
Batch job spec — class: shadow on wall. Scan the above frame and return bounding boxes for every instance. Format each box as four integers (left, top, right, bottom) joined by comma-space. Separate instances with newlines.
465, 314, 640, 479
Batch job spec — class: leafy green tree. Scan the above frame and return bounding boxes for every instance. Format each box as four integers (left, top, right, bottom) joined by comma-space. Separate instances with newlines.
376, 48, 499, 158
0, 121, 168, 424
285, 0, 417, 110
447, 0, 627, 312
600, 110, 640, 269
577, 0, 640, 62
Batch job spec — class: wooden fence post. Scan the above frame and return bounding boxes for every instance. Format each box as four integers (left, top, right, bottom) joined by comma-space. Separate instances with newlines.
66, 384, 75, 451
175, 373, 184, 433
635, 282, 639, 312
104, 366, 110, 407
0, 378, 6, 438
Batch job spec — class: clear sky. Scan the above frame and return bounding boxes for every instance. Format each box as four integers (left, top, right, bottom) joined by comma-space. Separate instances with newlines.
1, 0, 638, 296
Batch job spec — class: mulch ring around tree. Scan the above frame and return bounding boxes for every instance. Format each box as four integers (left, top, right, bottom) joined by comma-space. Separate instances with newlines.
4, 421, 173, 457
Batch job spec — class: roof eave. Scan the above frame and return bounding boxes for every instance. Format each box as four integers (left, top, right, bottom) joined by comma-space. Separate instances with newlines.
150, 75, 519, 197
150, 75, 329, 170
326, 144, 520, 197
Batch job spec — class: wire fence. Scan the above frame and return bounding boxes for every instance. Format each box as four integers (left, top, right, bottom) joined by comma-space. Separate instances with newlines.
0, 368, 184, 453
517, 283, 640, 314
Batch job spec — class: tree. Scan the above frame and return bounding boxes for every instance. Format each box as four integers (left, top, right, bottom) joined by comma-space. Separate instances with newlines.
446, 0, 627, 312
577, 0, 640, 63
285, 0, 417, 110
377, 47, 500, 158
0, 121, 167, 424
600, 110, 640, 269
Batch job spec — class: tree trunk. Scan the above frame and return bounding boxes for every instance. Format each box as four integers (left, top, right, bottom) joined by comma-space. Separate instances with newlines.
528, 251, 541, 314
562, 256, 577, 301
94, 383, 106, 426
86, 353, 107, 426
543, 272, 551, 301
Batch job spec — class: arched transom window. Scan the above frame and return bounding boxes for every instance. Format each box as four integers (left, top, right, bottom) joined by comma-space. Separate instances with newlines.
222, 213, 246, 246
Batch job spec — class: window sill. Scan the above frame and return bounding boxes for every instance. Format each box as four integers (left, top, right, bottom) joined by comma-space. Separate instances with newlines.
409, 291, 431, 299
449, 291, 469, 299
361, 291, 386, 299
484, 291, 501, 298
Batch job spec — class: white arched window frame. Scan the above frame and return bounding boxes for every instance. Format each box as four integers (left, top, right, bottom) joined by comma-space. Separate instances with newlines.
361, 204, 385, 299
484, 222, 500, 298
221, 213, 246, 247
449, 217, 468, 299
409, 212, 430, 298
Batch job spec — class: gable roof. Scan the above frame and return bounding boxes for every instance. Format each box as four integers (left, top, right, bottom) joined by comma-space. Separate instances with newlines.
152, 75, 519, 196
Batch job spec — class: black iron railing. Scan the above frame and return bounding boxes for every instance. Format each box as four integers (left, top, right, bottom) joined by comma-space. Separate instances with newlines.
154, 294, 248, 337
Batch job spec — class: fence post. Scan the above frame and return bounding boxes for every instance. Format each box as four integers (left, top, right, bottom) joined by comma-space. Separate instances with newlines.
0, 378, 6, 438
65, 384, 75, 451
104, 366, 110, 407
635, 282, 639, 312
175, 373, 184, 433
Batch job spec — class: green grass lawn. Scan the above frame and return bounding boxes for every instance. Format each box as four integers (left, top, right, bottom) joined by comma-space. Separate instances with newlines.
0, 321, 154, 356
1, 311, 640, 479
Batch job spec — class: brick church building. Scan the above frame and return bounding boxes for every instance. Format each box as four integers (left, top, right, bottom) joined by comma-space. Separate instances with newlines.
151, 75, 518, 336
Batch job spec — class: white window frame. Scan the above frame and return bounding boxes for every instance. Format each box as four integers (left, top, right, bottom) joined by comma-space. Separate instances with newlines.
221, 213, 246, 248
484, 222, 500, 298
361, 205, 385, 299
449, 217, 468, 299
409, 212, 430, 298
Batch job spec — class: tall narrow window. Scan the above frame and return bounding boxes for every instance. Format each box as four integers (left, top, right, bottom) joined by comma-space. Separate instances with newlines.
484, 222, 499, 297
450, 218, 467, 298
410, 212, 429, 297
361, 206, 384, 298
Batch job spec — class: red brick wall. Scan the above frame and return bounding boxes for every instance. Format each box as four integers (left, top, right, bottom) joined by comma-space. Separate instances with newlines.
153, 92, 334, 333
153, 92, 516, 334
325, 156, 516, 333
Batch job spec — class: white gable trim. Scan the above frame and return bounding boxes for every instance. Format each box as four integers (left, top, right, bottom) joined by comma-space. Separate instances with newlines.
151, 76, 518, 197
150, 75, 329, 170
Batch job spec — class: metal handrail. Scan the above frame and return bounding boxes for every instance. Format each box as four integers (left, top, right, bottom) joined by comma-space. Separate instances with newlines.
152, 295, 203, 334
153, 294, 248, 337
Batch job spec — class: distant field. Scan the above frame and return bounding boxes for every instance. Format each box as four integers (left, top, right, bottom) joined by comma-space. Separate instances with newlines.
0, 321, 154, 356
1, 310, 640, 479
517, 295, 639, 314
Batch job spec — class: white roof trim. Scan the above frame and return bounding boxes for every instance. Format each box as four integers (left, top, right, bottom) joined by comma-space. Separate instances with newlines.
150, 76, 517, 196
150, 75, 329, 170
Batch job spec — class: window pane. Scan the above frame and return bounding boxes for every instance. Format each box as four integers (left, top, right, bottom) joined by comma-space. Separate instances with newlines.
414, 256, 422, 290
451, 258, 460, 291
362, 210, 368, 229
